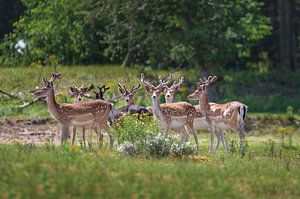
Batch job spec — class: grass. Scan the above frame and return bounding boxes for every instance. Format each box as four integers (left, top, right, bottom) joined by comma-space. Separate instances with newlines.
0, 136, 299, 199
1, 65, 300, 119
1, 65, 300, 198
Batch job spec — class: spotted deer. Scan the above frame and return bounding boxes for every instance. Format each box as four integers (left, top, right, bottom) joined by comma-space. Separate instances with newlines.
141, 73, 199, 150
164, 76, 184, 103
34, 73, 114, 148
116, 83, 149, 118
161, 75, 228, 151
69, 84, 100, 147
188, 76, 247, 151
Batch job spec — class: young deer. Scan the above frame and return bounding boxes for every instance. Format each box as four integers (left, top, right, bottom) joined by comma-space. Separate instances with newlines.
116, 83, 149, 118
141, 73, 199, 150
69, 84, 99, 147
34, 73, 114, 148
188, 76, 247, 151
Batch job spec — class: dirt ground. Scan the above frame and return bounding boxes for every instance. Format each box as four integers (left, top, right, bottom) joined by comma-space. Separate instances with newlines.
0, 117, 297, 146
0, 118, 114, 146
0, 119, 62, 145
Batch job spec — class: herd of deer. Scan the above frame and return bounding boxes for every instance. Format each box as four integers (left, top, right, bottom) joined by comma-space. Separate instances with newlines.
34, 72, 247, 152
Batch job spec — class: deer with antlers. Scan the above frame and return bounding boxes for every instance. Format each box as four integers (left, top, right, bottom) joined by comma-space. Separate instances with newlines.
141, 73, 199, 150
94, 85, 110, 100
69, 84, 105, 147
160, 75, 228, 151
188, 76, 247, 151
116, 83, 149, 119
163, 76, 184, 103
34, 73, 114, 148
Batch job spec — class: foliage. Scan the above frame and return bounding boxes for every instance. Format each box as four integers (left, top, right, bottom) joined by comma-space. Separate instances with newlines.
145, 134, 176, 158
83, 0, 271, 68
113, 114, 158, 152
0, 0, 101, 66
0, 0, 271, 68
171, 141, 198, 158
114, 116, 198, 158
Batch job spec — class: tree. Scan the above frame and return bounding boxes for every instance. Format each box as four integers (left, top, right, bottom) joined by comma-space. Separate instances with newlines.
83, 0, 271, 71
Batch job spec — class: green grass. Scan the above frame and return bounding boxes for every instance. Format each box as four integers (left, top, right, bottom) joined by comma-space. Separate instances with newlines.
1, 65, 300, 119
1, 65, 300, 198
0, 138, 299, 198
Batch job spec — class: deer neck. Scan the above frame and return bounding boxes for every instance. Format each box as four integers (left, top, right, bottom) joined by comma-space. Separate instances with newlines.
151, 97, 164, 120
165, 97, 172, 103
46, 89, 60, 119
199, 92, 211, 116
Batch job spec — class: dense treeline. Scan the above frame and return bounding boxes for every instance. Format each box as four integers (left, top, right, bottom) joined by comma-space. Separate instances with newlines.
0, 0, 299, 70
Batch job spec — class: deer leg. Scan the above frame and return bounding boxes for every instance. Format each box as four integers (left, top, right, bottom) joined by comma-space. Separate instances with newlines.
61, 125, 70, 145
221, 130, 229, 152
180, 127, 189, 143
72, 126, 76, 146
186, 124, 199, 151
164, 126, 170, 137
239, 124, 245, 149
209, 125, 215, 152
103, 123, 114, 150
96, 125, 104, 148
214, 130, 221, 152
82, 127, 86, 148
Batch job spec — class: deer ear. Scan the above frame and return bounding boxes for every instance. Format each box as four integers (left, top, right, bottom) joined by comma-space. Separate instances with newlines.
85, 84, 94, 92
70, 87, 76, 93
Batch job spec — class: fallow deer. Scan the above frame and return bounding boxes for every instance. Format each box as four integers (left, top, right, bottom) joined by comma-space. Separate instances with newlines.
116, 83, 149, 118
188, 76, 247, 151
164, 76, 184, 103
34, 73, 114, 148
94, 85, 110, 100
161, 75, 228, 151
69, 84, 100, 147
141, 73, 199, 150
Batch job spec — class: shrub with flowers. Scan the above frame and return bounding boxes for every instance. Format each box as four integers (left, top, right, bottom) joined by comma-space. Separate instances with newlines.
146, 134, 176, 158
117, 141, 139, 156
171, 141, 198, 158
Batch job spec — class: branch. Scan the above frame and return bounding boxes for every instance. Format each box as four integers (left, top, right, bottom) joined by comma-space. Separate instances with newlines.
16, 97, 45, 109
0, 89, 19, 99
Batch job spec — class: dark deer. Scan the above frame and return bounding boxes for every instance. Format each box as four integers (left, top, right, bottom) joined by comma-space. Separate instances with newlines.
116, 83, 149, 119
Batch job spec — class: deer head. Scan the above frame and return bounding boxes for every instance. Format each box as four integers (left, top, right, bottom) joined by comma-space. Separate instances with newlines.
188, 75, 217, 100
140, 73, 172, 103
94, 85, 110, 100
164, 76, 184, 103
34, 72, 61, 97
118, 83, 140, 106
70, 84, 94, 102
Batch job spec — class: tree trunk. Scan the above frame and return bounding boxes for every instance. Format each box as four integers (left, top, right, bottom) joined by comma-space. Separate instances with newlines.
278, 0, 295, 70
121, 26, 133, 67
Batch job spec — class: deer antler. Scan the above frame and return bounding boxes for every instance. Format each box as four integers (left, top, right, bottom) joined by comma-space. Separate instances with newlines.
140, 73, 155, 90
98, 85, 110, 93
198, 75, 217, 86
118, 83, 127, 94
171, 76, 184, 89
130, 83, 141, 93
158, 73, 173, 88
49, 72, 61, 82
